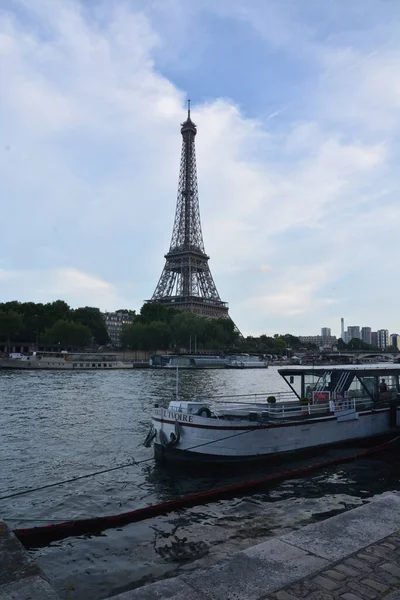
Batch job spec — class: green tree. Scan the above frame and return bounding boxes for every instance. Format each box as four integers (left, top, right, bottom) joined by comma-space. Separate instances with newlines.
41, 320, 92, 348
347, 338, 367, 350
0, 310, 23, 350
384, 345, 397, 353
171, 313, 206, 349
72, 307, 110, 345
146, 321, 172, 350
139, 302, 177, 324
120, 322, 148, 350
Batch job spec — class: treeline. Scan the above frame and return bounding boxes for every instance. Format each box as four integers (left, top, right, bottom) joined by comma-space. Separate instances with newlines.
121, 303, 238, 351
121, 305, 317, 354
0, 300, 109, 348
0, 298, 321, 353
337, 338, 396, 353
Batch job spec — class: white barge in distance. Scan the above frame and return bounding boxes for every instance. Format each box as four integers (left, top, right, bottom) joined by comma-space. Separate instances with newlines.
147, 364, 400, 465
0, 351, 134, 370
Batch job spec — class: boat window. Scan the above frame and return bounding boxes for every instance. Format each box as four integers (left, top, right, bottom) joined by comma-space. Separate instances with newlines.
80, 363, 84, 367
346, 377, 364, 399
303, 373, 324, 399
109, 364, 112, 367
86, 363, 89, 367
356, 376, 377, 399
92, 364, 96, 367
73, 363, 77, 367
103, 363, 107, 367
282, 373, 303, 398
382, 375, 398, 392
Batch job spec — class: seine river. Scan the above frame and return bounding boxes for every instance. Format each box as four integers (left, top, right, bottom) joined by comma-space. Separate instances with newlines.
0, 367, 399, 599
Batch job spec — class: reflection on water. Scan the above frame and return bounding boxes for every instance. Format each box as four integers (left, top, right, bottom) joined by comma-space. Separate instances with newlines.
0, 368, 399, 600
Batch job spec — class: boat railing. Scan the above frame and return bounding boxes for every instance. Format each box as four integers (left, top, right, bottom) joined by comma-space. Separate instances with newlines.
266, 395, 376, 419
196, 390, 298, 405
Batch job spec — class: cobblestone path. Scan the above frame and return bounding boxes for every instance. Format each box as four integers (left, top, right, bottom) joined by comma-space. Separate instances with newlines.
271, 533, 400, 600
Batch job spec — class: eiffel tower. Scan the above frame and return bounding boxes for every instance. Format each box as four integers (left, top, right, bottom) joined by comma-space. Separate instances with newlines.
149, 102, 229, 319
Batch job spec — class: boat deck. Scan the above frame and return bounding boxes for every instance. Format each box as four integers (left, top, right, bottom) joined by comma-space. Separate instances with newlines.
208, 396, 377, 423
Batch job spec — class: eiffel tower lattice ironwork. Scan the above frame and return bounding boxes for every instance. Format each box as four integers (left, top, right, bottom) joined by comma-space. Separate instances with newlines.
149, 102, 229, 319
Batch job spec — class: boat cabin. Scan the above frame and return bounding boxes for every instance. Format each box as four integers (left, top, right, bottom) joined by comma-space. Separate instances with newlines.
279, 364, 400, 405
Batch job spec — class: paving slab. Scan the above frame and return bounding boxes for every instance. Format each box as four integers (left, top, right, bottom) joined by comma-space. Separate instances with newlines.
105, 576, 208, 600
0, 523, 43, 587
105, 493, 400, 600
182, 541, 328, 600
281, 492, 400, 561
0, 575, 60, 600
0, 522, 59, 600
384, 591, 400, 600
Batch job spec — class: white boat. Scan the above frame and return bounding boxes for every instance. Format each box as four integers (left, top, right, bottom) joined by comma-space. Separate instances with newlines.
0, 351, 134, 370
225, 354, 268, 368
147, 364, 400, 465
150, 354, 230, 369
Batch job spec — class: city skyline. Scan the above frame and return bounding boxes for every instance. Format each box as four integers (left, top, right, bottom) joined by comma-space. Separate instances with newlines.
1, 1, 400, 336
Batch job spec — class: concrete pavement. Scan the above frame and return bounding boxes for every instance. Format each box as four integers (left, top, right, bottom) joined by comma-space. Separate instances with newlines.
2, 491, 400, 599
106, 492, 400, 600
0, 522, 59, 600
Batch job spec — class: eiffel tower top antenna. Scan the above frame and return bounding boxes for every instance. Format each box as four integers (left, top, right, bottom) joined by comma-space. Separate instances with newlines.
187, 98, 191, 119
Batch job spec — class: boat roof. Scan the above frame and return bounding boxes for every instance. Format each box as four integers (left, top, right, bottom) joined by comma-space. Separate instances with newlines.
279, 364, 400, 376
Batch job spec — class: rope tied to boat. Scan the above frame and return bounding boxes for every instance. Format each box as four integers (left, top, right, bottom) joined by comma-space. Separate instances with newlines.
12, 435, 400, 548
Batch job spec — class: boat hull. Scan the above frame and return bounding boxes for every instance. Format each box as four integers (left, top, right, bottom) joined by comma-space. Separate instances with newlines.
152, 407, 400, 465
0, 359, 133, 370
154, 430, 396, 466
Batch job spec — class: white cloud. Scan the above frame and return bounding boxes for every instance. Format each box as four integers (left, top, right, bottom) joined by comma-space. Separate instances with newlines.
1, 0, 400, 336
0, 267, 129, 310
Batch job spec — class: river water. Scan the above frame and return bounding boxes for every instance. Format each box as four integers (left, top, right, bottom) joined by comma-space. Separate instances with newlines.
0, 367, 399, 599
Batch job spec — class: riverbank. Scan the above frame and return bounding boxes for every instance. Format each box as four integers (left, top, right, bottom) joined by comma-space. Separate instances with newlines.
0, 521, 59, 599
2, 492, 400, 600
106, 492, 400, 600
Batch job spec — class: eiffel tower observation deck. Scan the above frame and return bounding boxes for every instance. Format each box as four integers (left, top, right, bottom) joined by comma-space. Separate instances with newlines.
149, 102, 229, 319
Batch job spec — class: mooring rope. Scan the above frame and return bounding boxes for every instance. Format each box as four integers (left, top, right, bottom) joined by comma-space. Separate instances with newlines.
12, 435, 400, 548
0, 423, 274, 502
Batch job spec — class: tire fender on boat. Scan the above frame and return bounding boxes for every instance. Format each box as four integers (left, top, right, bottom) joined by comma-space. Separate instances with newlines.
167, 421, 181, 446
196, 407, 212, 418
160, 422, 181, 447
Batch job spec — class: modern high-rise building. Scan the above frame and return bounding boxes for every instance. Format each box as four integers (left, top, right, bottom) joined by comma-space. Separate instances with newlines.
347, 326, 361, 341
377, 329, 389, 350
343, 331, 349, 343
391, 334, 400, 350
341, 318, 345, 340
321, 327, 331, 339
371, 332, 378, 347
361, 327, 372, 345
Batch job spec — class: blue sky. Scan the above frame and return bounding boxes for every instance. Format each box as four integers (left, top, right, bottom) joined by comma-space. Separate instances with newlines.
1, 0, 400, 337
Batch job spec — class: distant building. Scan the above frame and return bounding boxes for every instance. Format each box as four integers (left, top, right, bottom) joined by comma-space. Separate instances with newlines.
361, 327, 372, 345
299, 335, 337, 349
371, 332, 378, 347
347, 326, 360, 341
103, 311, 133, 346
391, 334, 400, 350
343, 331, 349, 344
321, 327, 331, 339
341, 318, 345, 340
377, 329, 389, 350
